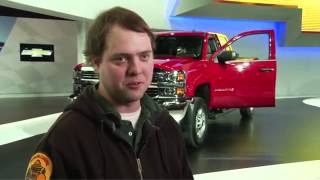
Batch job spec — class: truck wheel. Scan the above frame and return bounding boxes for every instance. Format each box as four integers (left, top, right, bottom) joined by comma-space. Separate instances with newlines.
240, 107, 254, 118
185, 97, 208, 148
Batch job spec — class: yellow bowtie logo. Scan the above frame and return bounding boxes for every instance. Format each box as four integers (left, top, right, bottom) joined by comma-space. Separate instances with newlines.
21, 48, 52, 57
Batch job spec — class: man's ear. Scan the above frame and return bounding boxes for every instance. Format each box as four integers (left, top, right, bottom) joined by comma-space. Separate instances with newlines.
91, 57, 100, 71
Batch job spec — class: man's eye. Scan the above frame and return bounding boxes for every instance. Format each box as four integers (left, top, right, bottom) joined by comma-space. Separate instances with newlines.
113, 56, 127, 63
140, 54, 151, 61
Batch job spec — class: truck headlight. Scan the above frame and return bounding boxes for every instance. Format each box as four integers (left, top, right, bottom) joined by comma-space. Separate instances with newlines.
177, 72, 185, 81
176, 87, 185, 96
162, 70, 185, 83
162, 87, 185, 96
153, 69, 186, 97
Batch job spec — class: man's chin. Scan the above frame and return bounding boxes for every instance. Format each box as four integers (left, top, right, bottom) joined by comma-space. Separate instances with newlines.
123, 92, 145, 103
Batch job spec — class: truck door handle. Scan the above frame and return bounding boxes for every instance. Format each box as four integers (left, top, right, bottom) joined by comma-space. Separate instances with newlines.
259, 68, 274, 72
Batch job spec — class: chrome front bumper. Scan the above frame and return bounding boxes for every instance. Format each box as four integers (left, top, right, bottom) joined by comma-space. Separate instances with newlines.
153, 96, 191, 124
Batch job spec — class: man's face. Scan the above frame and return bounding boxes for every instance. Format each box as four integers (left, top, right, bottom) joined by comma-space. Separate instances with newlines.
94, 25, 154, 106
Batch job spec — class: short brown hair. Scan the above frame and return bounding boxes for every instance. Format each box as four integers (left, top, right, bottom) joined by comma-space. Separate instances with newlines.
84, 6, 155, 64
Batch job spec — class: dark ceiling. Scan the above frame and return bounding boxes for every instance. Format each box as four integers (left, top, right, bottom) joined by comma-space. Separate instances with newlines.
0, 5, 70, 20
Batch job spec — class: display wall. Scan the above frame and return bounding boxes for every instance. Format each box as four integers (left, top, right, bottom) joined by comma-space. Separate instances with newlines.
0, 17, 77, 97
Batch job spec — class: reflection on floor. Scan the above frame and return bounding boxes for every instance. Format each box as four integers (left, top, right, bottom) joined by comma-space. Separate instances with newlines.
0, 97, 319, 179
188, 97, 320, 174
194, 160, 320, 180
303, 97, 320, 107
0, 113, 61, 145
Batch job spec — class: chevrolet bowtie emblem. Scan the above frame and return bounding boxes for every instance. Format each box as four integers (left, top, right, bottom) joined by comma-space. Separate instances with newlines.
21, 48, 52, 57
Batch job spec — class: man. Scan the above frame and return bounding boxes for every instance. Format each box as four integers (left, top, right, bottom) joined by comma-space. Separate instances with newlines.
26, 6, 193, 179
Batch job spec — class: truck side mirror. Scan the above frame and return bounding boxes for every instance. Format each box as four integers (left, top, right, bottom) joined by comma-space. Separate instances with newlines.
217, 51, 239, 64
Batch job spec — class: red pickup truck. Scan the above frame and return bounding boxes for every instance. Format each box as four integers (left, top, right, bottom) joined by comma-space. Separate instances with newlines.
70, 30, 276, 148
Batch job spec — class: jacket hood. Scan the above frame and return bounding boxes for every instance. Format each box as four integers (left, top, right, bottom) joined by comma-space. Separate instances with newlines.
64, 86, 109, 125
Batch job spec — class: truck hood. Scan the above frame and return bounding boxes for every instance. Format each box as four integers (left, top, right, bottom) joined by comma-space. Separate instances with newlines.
153, 58, 194, 71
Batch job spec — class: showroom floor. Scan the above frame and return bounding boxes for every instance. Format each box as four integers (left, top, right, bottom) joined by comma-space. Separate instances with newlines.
0, 96, 319, 179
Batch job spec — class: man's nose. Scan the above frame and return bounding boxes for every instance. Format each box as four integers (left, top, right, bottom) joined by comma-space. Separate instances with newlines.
127, 56, 142, 75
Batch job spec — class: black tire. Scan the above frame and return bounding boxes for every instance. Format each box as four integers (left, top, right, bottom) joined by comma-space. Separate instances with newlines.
240, 107, 254, 119
196, 85, 210, 106
184, 97, 208, 148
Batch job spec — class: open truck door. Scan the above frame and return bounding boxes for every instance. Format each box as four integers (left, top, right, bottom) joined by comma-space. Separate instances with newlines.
209, 30, 276, 108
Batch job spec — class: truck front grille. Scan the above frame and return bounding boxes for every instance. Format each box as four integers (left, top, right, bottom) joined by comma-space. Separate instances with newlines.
147, 68, 163, 97
146, 87, 158, 97
81, 71, 99, 79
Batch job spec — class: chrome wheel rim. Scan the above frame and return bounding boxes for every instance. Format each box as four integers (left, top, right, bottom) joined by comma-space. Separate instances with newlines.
195, 108, 206, 139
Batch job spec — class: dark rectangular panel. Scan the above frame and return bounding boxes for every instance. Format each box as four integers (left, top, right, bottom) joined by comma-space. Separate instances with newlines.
20, 43, 54, 62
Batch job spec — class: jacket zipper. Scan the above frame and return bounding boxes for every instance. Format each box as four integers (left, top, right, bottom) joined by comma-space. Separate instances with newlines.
136, 158, 143, 180
135, 123, 159, 180
100, 119, 158, 180
100, 120, 142, 179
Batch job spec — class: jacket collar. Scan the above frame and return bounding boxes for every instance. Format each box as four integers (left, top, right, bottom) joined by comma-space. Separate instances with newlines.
65, 84, 164, 135
91, 83, 163, 126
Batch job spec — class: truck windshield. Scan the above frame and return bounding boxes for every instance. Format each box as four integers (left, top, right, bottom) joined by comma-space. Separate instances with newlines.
154, 36, 203, 59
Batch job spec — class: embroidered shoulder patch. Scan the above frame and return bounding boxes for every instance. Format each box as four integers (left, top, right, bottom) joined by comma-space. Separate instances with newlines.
25, 153, 53, 180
